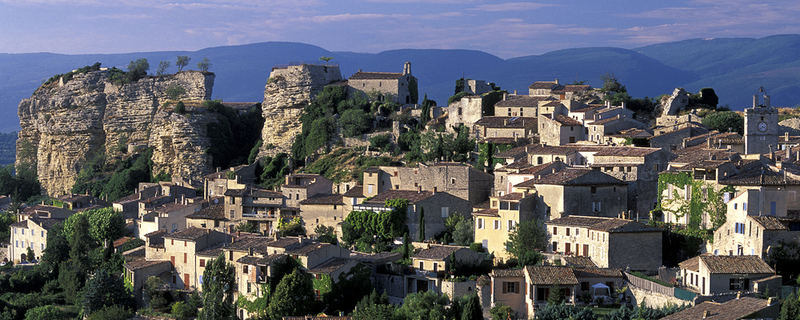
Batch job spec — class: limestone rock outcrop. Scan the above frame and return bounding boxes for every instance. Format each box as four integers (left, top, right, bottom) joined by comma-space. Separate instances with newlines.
17, 70, 215, 196
259, 64, 341, 156
660, 88, 689, 116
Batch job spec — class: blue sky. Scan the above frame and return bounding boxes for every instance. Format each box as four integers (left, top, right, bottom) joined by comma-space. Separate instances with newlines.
2, 0, 800, 58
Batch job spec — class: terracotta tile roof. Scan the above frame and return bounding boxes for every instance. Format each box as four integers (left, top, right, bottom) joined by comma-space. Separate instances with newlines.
591, 146, 661, 157
186, 204, 227, 220
363, 189, 436, 204
514, 168, 625, 187
349, 71, 403, 80
573, 267, 623, 278
517, 161, 566, 175
227, 235, 274, 254
225, 187, 284, 198
562, 256, 598, 268
679, 255, 774, 274
547, 216, 660, 233
492, 268, 523, 277
308, 257, 353, 274
662, 297, 773, 320
343, 186, 364, 198
751, 216, 800, 230
609, 128, 652, 139
524, 144, 578, 156
720, 161, 800, 186
525, 265, 579, 285
237, 254, 287, 266
125, 260, 171, 271
197, 244, 226, 257
164, 227, 217, 241
475, 116, 536, 128
287, 242, 333, 256
494, 144, 532, 159
472, 208, 499, 217
300, 194, 344, 205
498, 192, 527, 201
528, 81, 562, 90
564, 84, 591, 92
495, 96, 551, 108
551, 114, 583, 126
413, 245, 467, 260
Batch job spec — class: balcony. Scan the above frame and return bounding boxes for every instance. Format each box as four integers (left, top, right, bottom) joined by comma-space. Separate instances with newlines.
242, 212, 277, 220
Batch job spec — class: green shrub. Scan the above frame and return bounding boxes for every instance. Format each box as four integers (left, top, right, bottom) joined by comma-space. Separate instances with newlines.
171, 301, 196, 320
173, 101, 186, 114
86, 305, 132, 320
369, 134, 393, 152
167, 85, 186, 100
24, 305, 76, 320
340, 109, 372, 137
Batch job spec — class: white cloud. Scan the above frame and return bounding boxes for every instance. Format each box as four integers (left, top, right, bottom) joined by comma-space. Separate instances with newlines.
470, 2, 555, 12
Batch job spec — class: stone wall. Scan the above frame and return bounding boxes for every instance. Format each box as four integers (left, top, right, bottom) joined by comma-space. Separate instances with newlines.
259, 64, 342, 157
445, 95, 483, 130
629, 284, 689, 309
17, 70, 215, 196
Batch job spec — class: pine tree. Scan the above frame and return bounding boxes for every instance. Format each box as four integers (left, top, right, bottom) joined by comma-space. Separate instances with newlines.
401, 232, 411, 260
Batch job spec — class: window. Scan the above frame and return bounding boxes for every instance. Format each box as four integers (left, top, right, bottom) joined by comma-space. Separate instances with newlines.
184, 240, 187, 247
729, 278, 749, 291
243, 265, 248, 274
581, 282, 589, 291
494, 220, 500, 230
575, 229, 579, 236
40, 231, 44, 237
508, 220, 514, 230
770, 201, 776, 215
433, 263, 438, 272
565, 243, 571, 254
552, 241, 558, 251
502, 281, 519, 294
478, 218, 484, 229
566, 228, 570, 236
200, 259, 205, 267
451, 178, 456, 184
743, 202, 747, 211
553, 227, 557, 235
441, 207, 449, 218
536, 287, 549, 301
419, 262, 424, 269
735, 222, 746, 234
21, 229, 24, 235
183, 253, 187, 263
592, 201, 602, 212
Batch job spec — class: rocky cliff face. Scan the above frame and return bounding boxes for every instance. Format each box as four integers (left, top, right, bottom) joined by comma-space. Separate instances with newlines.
17, 70, 215, 196
259, 64, 341, 156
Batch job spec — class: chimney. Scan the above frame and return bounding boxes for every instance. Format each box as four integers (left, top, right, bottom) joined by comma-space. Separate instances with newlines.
702, 310, 709, 319
621, 101, 626, 109
216, 167, 220, 172
514, 89, 518, 95
753, 95, 758, 108
736, 291, 742, 299
248, 247, 254, 255
502, 92, 508, 100
768, 297, 776, 305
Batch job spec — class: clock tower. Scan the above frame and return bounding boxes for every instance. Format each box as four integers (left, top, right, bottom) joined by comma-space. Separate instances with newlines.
744, 87, 778, 154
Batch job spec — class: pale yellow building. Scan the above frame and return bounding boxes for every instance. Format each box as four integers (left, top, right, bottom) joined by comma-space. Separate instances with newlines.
473, 192, 537, 261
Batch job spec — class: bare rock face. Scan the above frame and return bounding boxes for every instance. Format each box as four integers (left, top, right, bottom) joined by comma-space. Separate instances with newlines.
660, 88, 689, 116
259, 64, 341, 156
17, 70, 215, 196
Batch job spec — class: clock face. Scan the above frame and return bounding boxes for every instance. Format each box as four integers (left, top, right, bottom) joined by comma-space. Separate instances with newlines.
758, 122, 768, 132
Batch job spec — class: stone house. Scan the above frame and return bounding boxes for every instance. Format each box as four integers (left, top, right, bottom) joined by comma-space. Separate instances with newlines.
362, 163, 493, 205
678, 255, 777, 296
493, 161, 567, 197
528, 80, 563, 97
489, 269, 527, 318
585, 116, 646, 145
512, 168, 628, 220
712, 189, 800, 257
298, 194, 346, 236
161, 228, 232, 290
357, 189, 471, 241
224, 187, 286, 235
281, 174, 333, 209
16, 204, 74, 222
545, 216, 662, 271
405, 244, 484, 295
649, 123, 708, 152
123, 258, 173, 304
589, 146, 671, 217
494, 95, 553, 118
522, 265, 580, 317
138, 199, 203, 239
445, 95, 483, 130
7, 216, 62, 263
474, 116, 537, 144
185, 204, 233, 234
203, 164, 257, 199
606, 128, 653, 146
473, 192, 537, 261
347, 62, 417, 105
538, 114, 585, 146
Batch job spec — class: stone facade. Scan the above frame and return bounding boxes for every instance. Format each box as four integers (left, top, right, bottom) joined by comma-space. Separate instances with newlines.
347, 62, 416, 105
744, 88, 779, 155
445, 95, 483, 131
362, 163, 493, 205
259, 64, 342, 156
538, 114, 585, 146
17, 70, 215, 196
660, 88, 689, 116
473, 193, 537, 261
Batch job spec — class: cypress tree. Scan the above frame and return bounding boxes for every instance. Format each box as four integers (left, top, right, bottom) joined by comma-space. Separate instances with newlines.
418, 207, 426, 242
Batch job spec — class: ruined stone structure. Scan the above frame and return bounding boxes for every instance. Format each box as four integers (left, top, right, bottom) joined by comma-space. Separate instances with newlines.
259, 64, 342, 156
660, 88, 689, 116
445, 95, 483, 131
347, 62, 417, 105
17, 70, 215, 196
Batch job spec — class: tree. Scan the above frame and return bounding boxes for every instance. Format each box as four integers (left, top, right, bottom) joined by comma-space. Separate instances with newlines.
396, 291, 449, 320
702, 111, 744, 134
267, 268, 316, 318
315, 225, 338, 244
87, 207, 124, 248
699, 88, 719, 109
352, 290, 397, 320
197, 57, 211, 72
82, 269, 135, 316
235, 221, 259, 233
457, 294, 483, 320
156, 60, 170, 75
40, 222, 68, 273
340, 109, 372, 137
199, 254, 236, 320
780, 291, 800, 320
278, 217, 305, 237
86, 305, 133, 320
324, 264, 373, 314
24, 305, 75, 320
145, 276, 171, 310
490, 304, 515, 320
600, 74, 629, 106
401, 232, 411, 261
25, 247, 34, 262
172, 301, 197, 320
126, 58, 149, 82
174, 101, 186, 114
534, 303, 596, 320
505, 219, 546, 266
320, 56, 333, 63
176, 56, 190, 72
418, 207, 426, 242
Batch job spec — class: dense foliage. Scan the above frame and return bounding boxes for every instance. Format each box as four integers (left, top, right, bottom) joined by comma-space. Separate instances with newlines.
205, 100, 265, 169
199, 254, 237, 320
702, 110, 744, 134
505, 219, 547, 267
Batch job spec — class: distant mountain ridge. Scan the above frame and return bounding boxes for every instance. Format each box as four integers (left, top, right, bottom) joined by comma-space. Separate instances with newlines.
2, 35, 800, 132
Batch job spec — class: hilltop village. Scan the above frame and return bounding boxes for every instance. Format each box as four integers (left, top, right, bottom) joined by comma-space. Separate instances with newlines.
3, 59, 800, 320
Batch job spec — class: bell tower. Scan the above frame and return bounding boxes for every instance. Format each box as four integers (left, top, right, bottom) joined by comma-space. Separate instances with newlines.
744, 87, 778, 154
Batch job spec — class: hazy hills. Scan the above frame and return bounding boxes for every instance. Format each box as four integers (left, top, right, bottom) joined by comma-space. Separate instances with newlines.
2, 35, 800, 132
